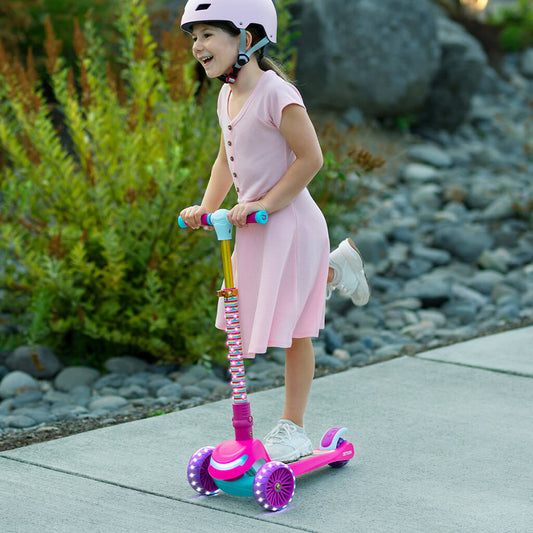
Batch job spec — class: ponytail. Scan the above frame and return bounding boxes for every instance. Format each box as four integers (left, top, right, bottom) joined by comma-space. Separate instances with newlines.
258, 55, 292, 83
248, 24, 293, 83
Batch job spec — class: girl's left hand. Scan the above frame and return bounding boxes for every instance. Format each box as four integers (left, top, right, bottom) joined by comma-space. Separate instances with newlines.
227, 201, 266, 228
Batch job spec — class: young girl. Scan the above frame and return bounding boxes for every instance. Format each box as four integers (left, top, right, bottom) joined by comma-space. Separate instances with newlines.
179, 0, 369, 463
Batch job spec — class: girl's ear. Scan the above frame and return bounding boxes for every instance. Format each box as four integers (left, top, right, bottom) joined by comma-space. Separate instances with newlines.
245, 30, 253, 51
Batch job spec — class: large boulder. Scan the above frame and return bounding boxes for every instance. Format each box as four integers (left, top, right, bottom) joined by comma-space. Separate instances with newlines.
294, 0, 441, 116
417, 16, 488, 130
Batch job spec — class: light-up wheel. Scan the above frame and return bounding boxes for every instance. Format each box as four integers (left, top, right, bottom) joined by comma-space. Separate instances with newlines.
253, 461, 295, 511
187, 446, 220, 495
329, 438, 351, 468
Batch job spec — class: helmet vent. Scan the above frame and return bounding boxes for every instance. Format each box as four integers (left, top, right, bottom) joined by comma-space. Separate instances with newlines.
196, 3, 211, 10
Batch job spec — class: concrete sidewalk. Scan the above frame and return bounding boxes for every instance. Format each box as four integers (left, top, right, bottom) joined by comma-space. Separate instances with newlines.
1, 327, 532, 532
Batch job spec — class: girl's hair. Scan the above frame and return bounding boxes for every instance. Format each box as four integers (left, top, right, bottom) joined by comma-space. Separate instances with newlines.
206, 21, 292, 82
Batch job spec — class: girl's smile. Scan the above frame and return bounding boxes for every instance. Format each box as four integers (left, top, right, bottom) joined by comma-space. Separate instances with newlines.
191, 24, 240, 78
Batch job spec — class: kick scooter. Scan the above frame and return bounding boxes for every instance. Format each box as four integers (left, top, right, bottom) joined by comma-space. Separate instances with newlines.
178, 209, 354, 511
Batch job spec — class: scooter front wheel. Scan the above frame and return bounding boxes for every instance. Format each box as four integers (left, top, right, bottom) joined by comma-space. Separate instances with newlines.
253, 461, 295, 511
187, 446, 220, 495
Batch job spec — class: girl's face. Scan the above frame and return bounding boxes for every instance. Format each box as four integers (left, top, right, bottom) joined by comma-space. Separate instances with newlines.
191, 24, 240, 78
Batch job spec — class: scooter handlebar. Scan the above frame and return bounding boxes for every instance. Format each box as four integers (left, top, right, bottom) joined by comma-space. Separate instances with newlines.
178, 210, 268, 228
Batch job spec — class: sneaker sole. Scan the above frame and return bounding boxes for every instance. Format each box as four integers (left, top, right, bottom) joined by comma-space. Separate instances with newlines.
266, 443, 314, 463
273, 448, 314, 463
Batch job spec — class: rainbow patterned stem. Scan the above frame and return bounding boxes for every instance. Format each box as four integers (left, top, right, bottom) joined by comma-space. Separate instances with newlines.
224, 293, 247, 403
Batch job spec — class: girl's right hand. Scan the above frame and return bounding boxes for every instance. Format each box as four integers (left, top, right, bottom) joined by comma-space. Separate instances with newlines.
178, 205, 211, 230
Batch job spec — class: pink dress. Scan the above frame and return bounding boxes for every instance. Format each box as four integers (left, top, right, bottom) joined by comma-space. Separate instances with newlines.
215, 70, 329, 357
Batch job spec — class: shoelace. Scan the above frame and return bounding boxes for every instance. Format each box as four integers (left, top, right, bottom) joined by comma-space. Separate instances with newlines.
264, 422, 296, 444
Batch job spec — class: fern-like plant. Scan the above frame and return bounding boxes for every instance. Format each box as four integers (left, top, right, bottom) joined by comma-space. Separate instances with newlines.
0, 0, 224, 366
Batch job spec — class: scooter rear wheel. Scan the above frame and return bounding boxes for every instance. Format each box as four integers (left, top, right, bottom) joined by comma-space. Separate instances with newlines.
187, 446, 220, 495
329, 438, 351, 469
253, 461, 295, 511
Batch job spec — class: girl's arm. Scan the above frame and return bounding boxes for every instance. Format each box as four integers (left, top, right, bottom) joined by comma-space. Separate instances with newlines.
227, 104, 323, 227
179, 133, 234, 228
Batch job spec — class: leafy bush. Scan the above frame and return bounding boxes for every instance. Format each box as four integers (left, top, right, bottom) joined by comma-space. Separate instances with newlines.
0, 0, 223, 366
488, 0, 533, 52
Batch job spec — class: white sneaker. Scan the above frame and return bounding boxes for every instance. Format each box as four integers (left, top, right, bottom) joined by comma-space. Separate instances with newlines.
263, 420, 314, 462
328, 238, 370, 306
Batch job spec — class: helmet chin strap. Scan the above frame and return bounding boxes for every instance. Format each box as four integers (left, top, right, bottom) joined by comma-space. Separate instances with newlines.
218, 29, 270, 84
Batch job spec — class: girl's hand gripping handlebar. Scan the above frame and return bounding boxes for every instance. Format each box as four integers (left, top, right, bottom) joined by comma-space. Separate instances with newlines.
178, 208, 267, 241
178, 210, 267, 228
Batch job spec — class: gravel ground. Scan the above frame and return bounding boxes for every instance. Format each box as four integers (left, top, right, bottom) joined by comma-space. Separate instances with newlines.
2, 319, 531, 453
0, 403, 183, 452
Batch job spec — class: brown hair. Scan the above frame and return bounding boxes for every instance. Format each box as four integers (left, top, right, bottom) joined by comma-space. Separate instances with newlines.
204, 21, 292, 82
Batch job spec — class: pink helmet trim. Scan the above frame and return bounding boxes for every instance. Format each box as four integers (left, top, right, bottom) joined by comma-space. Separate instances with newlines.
181, 0, 277, 43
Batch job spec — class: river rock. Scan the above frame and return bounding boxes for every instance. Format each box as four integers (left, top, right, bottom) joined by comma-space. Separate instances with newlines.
401, 163, 439, 183
88, 396, 128, 411
468, 270, 506, 295
93, 373, 126, 390
1, 414, 37, 429
0, 371, 39, 399
181, 385, 210, 399
520, 48, 533, 78
6, 345, 63, 379
104, 356, 148, 375
353, 229, 389, 265
403, 275, 452, 307
408, 144, 453, 168
156, 383, 182, 399
54, 366, 100, 392
433, 224, 494, 263
12, 389, 43, 408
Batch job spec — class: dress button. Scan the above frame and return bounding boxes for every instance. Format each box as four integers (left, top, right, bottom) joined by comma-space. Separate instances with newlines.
233, 172, 237, 177
230, 156, 234, 161
228, 141, 232, 146
236, 187, 240, 193
228, 125, 232, 130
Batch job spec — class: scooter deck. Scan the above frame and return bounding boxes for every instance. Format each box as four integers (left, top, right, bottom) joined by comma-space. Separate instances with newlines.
289, 440, 355, 477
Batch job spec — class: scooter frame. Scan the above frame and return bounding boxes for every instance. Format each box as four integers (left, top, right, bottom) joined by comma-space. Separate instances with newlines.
179, 209, 354, 511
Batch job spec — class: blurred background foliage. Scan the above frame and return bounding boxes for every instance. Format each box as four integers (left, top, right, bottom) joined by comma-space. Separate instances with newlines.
488, 0, 533, 51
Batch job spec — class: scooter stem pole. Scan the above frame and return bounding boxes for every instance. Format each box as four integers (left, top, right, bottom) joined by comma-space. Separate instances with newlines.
220, 240, 234, 289
216, 222, 253, 440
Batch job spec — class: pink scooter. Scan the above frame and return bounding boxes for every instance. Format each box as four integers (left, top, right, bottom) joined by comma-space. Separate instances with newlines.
178, 209, 354, 511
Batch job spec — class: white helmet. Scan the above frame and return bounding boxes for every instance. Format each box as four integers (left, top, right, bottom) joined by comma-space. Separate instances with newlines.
181, 0, 278, 83
181, 0, 277, 43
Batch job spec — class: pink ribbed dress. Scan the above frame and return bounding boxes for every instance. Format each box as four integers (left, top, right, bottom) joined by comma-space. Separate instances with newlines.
215, 70, 329, 357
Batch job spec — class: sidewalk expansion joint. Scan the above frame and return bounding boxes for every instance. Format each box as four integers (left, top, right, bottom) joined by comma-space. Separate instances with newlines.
415, 356, 533, 379
0, 455, 317, 531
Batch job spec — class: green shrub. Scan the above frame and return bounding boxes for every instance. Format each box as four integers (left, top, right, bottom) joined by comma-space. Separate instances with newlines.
0, 0, 223, 366
488, 0, 533, 52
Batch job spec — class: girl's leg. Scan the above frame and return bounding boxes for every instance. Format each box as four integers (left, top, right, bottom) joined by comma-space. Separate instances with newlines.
263, 337, 315, 462
282, 337, 315, 426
